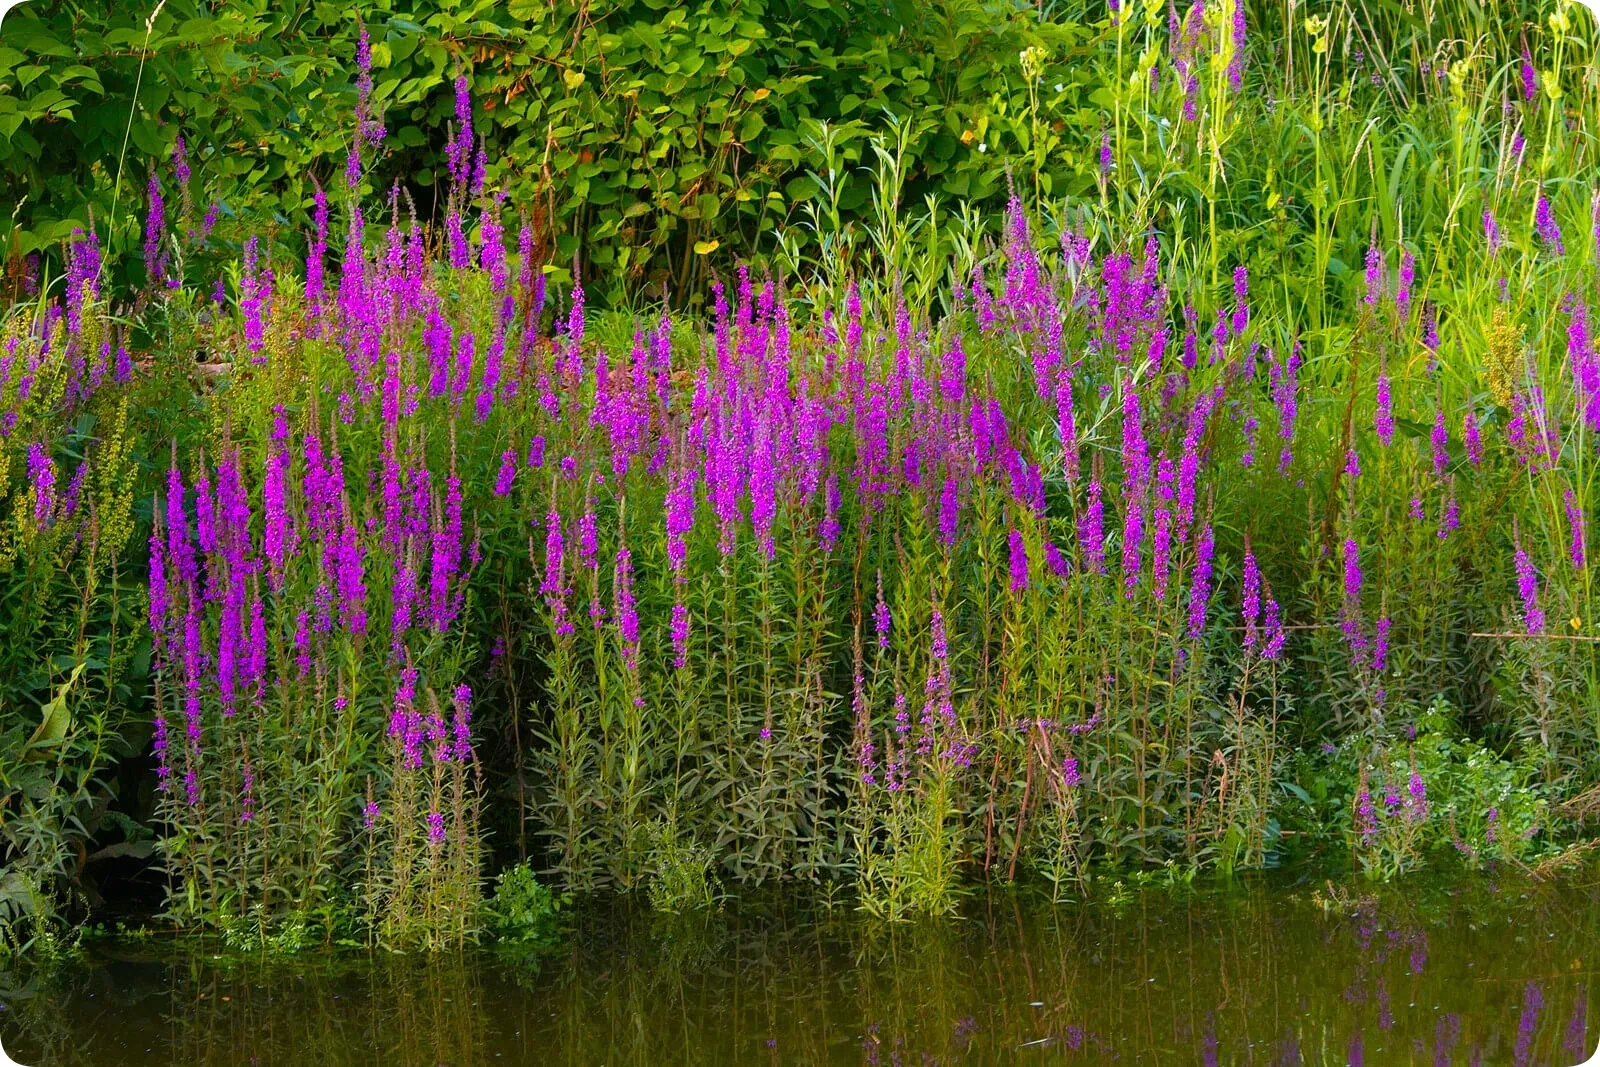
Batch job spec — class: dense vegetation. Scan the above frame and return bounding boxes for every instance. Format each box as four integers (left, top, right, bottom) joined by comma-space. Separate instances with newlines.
3, 0, 1600, 953
2, 0, 1096, 302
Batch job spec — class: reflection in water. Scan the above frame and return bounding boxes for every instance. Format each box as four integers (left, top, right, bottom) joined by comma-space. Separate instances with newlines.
2, 876, 1596, 1065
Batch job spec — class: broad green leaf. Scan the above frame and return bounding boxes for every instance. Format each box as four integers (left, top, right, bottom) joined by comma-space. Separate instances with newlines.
26, 662, 85, 753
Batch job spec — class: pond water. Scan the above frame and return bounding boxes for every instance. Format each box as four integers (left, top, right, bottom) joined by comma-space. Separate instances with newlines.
3, 873, 1596, 1065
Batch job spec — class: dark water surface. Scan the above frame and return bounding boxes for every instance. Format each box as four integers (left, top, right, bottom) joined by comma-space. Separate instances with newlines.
3, 874, 1597, 1065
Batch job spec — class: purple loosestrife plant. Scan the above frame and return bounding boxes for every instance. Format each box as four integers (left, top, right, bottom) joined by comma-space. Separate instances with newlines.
263, 407, 294, 591
143, 170, 167, 287
1227, 0, 1246, 89
614, 546, 640, 670
1177, 389, 1212, 529
447, 75, 473, 189
1371, 616, 1391, 675
1514, 531, 1546, 634
1231, 265, 1249, 336
1061, 756, 1081, 788
1120, 489, 1144, 599
1186, 522, 1215, 641
451, 685, 474, 763
1565, 488, 1587, 568
1536, 195, 1565, 254
26, 443, 56, 526
1261, 597, 1286, 661
1430, 407, 1448, 476
1151, 456, 1175, 601
493, 449, 517, 497
1341, 537, 1370, 672
64, 230, 101, 337
1356, 782, 1378, 847
1395, 248, 1415, 322
1241, 549, 1262, 653
874, 571, 892, 649
1079, 477, 1107, 574
577, 508, 599, 571
1438, 486, 1461, 540
1268, 345, 1301, 472
1374, 372, 1396, 446
1464, 410, 1484, 465
1008, 529, 1030, 593
241, 237, 267, 354
670, 599, 690, 670
542, 507, 572, 636
1363, 242, 1384, 305
1407, 769, 1427, 821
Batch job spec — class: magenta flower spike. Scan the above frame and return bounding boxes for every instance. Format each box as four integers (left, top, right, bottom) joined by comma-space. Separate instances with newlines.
1374, 373, 1396, 446
1566, 488, 1588, 568
1241, 550, 1262, 652
1186, 522, 1215, 641
1008, 529, 1030, 593
1513, 531, 1545, 634
1536, 195, 1564, 254
1430, 407, 1448, 476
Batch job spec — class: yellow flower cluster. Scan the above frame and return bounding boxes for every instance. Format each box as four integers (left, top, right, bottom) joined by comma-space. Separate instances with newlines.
95, 395, 138, 557
1482, 305, 1521, 408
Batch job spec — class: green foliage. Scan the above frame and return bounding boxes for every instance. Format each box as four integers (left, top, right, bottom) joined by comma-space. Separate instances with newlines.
1, 1, 1099, 302
1288, 698, 1559, 881
1358, 700, 1554, 877
481, 860, 566, 950
0, 869, 82, 962
216, 905, 314, 955
642, 820, 722, 915
5, 0, 1600, 960
0, 292, 148, 945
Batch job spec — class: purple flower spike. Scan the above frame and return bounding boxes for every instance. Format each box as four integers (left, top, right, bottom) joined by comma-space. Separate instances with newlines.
1514, 535, 1545, 634
1008, 529, 1030, 593
1374, 373, 1395, 446
1536, 195, 1565, 254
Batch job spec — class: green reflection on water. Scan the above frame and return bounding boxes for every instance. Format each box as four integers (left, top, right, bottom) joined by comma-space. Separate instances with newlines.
3, 875, 1597, 1066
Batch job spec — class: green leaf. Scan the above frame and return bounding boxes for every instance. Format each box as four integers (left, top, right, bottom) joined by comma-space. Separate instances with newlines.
178, 18, 218, 43
13, 30, 74, 60
26, 662, 85, 754
86, 841, 156, 863
1280, 782, 1313, 806
130, 118, 163, 157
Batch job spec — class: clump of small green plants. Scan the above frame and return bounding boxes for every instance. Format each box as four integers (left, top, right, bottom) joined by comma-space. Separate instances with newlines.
1286, 699, 1565, 881
643, 821, 723, 915
482, 861, 569, 957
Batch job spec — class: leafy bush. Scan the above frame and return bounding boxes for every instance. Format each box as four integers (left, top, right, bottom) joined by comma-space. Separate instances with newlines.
643, 820, 722, 915
482, 861, 566, 950
1, 1, 1100, 303
1286, 699, 1559, 880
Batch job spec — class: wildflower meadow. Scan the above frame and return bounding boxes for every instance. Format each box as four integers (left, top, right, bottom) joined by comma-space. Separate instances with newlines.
2, 0, 1599, 963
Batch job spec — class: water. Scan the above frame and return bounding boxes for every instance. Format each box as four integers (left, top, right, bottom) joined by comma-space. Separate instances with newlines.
3, 874, 1596, 1065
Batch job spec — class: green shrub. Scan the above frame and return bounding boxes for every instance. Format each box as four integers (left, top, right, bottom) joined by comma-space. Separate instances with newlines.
1, 1, 1096, 302
482, 861, 567, 950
